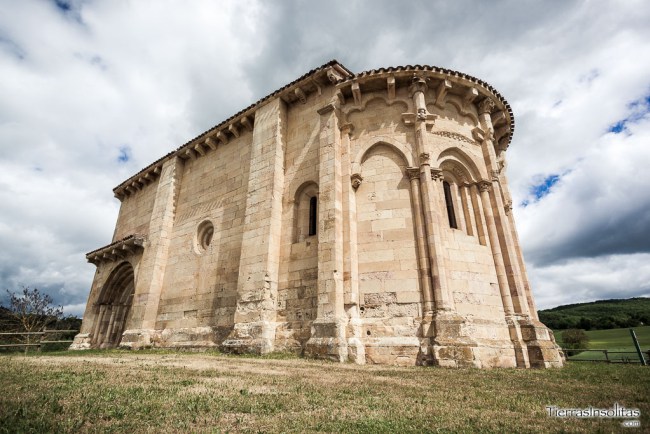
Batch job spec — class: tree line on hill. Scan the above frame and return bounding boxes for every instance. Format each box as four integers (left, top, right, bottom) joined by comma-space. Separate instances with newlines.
539, 297, 650, 330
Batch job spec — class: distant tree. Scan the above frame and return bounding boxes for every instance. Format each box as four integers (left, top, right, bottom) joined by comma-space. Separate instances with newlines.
2, 286, 63, 353
561, 329, 590, 357
577, 317, 592, 331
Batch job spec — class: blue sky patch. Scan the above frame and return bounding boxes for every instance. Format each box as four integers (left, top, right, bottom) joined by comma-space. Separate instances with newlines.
608, 93, 650, 134
117, 146, 131, 163
521, 174, 561, 207
54, 0, 72, 12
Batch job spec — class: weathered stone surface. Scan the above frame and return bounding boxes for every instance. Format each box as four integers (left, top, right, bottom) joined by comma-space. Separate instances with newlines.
72, 61, 562, 368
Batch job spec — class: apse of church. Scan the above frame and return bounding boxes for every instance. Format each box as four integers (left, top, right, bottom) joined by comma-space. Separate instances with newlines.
72, 61, 563, 368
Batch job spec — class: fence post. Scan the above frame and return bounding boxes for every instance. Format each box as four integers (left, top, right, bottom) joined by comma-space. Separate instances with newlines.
604, 350, 610, 363
629, 329, 646, 366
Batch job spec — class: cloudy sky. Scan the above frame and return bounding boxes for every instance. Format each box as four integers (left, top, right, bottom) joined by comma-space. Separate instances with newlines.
1, 0, 649, 315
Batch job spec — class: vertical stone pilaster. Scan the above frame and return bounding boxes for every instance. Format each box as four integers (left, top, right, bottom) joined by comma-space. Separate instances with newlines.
342, 124, 365, 364
120, 156, 182, 348
305, 102, 348, 362
222, 98, 287, 354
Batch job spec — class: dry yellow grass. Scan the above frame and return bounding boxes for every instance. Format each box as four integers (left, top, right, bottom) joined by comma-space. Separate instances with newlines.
1, 350, 648, 433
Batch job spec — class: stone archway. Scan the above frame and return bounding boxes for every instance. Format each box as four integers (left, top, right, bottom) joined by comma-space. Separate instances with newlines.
92, 262, 135, 348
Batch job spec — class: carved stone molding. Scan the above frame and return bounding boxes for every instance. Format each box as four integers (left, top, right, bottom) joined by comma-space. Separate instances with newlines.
431, 131, 477, 146
478, 98, 496, 115
406, 167, 420, 180
351, 173, 363, 190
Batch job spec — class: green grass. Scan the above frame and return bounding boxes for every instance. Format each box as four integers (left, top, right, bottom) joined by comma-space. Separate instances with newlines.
1, 351, 649, 433
554, 326, 650, 362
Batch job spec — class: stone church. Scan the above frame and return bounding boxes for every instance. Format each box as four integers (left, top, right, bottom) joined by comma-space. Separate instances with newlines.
72, 60, 563, 368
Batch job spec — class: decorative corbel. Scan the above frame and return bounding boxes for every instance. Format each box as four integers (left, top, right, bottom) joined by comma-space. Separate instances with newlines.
228, 124, 240, 138
294, 87, 307, 104
204, 137, 217, 150
216, 130, 229, 145
240, 116, 253, 131
351, 173, 363, 190
387, 75, 395, 100
478, 98, 496, 115
351, 82, 362, 105
435, 79, 452, 109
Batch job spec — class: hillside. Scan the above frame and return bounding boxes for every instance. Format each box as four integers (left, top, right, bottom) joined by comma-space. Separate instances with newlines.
539, 297, 650, 330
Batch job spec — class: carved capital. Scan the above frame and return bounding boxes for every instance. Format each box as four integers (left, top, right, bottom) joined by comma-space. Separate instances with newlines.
431, 168, 444, 181
417, 108, 428, 121
504, 200, 513, 214
351, 173, 363, 190
478, 98, 496, 115
406, 167, 420, 180
491, 170, 500, 181
409, 74, 428, 95
478, 180, 492, 193
419, 152, 430, 165
340, 122, 354, 135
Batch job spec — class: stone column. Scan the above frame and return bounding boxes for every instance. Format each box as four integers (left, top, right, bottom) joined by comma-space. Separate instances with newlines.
505, 200, 539, 320
478, 100, 529, 317
223, 98, 287, 355
459, 184, 476, 237
477, 181, 514, 316
305, 102, 348, 362
450, 182, 466, 233
470, 183, 489, 247
406, 167, 434, 314
408, 76, 453, 312
121, 156, 182, 348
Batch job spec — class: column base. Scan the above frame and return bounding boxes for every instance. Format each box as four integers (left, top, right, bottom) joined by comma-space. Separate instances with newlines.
69, 333, 92, 350
430, 310, 480, 368
304, 318, 349, 362
518, 317, 564, 368
221, 321, 277, 355
119, 328, 158, 349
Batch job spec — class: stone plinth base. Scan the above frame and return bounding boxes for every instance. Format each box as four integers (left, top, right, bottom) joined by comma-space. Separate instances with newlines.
304, 319, 348, 362
69, 333, 92, 350
362, 336, 420, 366
518, 318, 564, 368
221, 321, 277, 355
119, 329, 157, 349
429, 311, 521, 368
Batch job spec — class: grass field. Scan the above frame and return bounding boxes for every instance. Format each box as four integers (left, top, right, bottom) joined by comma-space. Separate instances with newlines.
1, 351, 649, 433
554, 326, 650, 362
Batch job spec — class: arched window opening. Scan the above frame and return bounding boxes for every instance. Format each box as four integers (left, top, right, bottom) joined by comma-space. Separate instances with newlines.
443, 181, 458, 229
293, 182, 319, 243
308, 196, 318, 236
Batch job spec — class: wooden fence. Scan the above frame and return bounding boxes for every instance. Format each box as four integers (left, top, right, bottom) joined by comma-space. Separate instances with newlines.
0, 330, 78, 352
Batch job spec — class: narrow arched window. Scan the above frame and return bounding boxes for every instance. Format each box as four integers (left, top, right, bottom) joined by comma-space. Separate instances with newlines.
443, 181, 458, 229
308, 196, 318, 236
